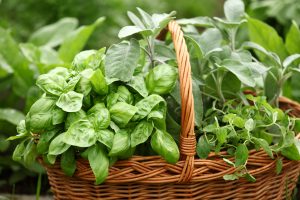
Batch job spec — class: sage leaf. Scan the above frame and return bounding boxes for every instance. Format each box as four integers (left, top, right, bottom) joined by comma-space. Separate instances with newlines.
224, 0, 245, 22
285, 21, 300, 54
105, 39, 140, 82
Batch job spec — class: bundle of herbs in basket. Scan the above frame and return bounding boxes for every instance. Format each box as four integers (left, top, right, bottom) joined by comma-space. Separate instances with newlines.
9, 1, 300, 199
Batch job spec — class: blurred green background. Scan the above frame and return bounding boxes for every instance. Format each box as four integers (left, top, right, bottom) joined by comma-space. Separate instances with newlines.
0, 0, 300, 196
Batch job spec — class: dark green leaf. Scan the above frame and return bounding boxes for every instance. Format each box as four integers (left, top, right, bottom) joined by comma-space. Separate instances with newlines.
196, 135, 211, 159
281, 139, 300, 160
61, 148, 76, 177
276, 158, 283, 174
37, 129, 58, 154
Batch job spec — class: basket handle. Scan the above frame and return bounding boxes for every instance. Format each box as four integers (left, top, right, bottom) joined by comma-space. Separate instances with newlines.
167, 21, 196, 183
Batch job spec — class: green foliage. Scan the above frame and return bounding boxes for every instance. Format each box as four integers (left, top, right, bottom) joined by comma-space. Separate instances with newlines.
10, 9, 179, 185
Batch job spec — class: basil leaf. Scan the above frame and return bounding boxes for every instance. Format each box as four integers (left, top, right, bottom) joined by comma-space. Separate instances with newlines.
146, 64, 178, 95
96, 129, 114, 149
87, 103, 110, 130
61, 148, 76, 177
72, 48, 105, 71
117, 86, 134, 105
64, 120, 96, 147
151, 129, 179, 164
49, 133, 70, 155
285, 21, 300, 55
12, 142, 26, 162
109, 102, 138, 127
105, 39, 140, 82
88, 144, 109, 185
109, 129, 130, 157
131, 121, 153, 147
133, 94, 166, 121
235, 144, 248, 166
52, 107, 66, 125
127, 75, 148, 98
36, 73, 67, 96
37, 129, 58, 154
0, 108, 25, 126
65, 109, 87, 129
106, 93, 120, 109
56, 91, 83, 112
90, 68, 108, 95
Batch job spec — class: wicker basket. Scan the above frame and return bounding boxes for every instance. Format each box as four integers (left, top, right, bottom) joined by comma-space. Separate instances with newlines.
41, 21, 300, 200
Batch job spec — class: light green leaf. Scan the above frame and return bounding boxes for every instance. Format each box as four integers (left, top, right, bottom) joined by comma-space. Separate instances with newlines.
276, 158, 283, 174
131, 121, 153, 147
252, 137, 273, 159
216, 127, 227, 144
146, 64, 178, 95
285, 21, 300, 54
136, 7, 155, 29
118, 26, 152, 38
283, 54, 300, 69
151, 129, 179, 164
12, 142, 26, 162
177, 17, 214, 27
127, 75, 148, 98
247, 17, 287, 60
0, 108, 25, 125
49, 133, 70, 155
89, 68, 108, 95
0, 28, 34, 97
0, 53, 13, 78
19, 43, 41, 63
65, 109, 86, 129
281, 139, 300, 160
29, 18, 78, 47
105, 39, 140, 82
36, 129, 58, 154
87, 103, 110, 130
109, 102, 138, 127
88, 144, 109, 184
96, 129, 114, 149
127, 11, 145, 28
56, 91, 83, 112
36, 73, 67, 96
117, 86, 134, 104
109, 129, 130, 157
245, 118, 255, 132
58, 17, 105, 62
133, 94, 166, 121
63, 120, 96, 147
72, 48, 105, 71
235, 144, 248, 166
224, 0, 245, 22
223, 174, 239, 181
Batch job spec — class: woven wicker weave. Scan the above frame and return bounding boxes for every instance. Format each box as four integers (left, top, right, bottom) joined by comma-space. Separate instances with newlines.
42, 21, 300, 200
